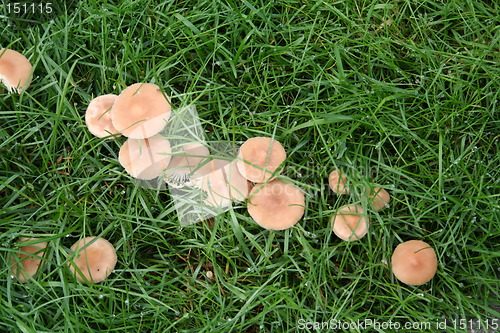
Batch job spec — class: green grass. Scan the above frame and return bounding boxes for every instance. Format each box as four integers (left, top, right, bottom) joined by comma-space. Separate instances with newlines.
1, 0, 499, 332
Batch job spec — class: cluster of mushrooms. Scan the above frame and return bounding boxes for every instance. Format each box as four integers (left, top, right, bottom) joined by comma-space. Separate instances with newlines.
3, 47, 436, 287
328, 169, 437, 286
86, 83, 305, 232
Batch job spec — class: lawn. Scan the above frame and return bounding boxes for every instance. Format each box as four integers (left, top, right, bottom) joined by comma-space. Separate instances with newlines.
1, 0, 499, 332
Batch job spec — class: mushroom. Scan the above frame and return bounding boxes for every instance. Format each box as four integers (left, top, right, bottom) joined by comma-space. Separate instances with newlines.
236, 137, 287, 183
68, 236, 117, 283
247, 180, 305, 230
330, 204, 369, 241
164, 142, 210, 188
223, 161, 252, 202
328, 169, 348, 194
0, 48, 32, 93
84, 94, 120, 138
391, 240, 437, 286
111, 83, 171, 139
185, 156, 253, 208
368, 186, 390, 211
10, 237, 47, 283
195, 159, 233, 208
118, 134, 172, 180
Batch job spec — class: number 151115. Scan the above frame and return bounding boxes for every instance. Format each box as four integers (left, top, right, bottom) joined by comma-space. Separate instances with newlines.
6, 2, 53, 14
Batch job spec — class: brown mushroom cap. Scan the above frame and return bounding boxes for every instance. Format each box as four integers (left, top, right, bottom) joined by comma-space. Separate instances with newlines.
68, 236, 117, 283
236, 137, 287, 183
247, 180, 305, 230
85, 94, 120, 138
118, 135, 172, 180
10, 237, 47, 283
391, 240, 437, 286
328, 169, 348, 194
111, 83, 171, 139
330, 204, 369, 241
368, 186, 391, 210
0, 48, 32, 93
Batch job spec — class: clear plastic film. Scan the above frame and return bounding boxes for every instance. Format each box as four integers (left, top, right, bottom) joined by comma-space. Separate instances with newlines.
125, 105, 245, 226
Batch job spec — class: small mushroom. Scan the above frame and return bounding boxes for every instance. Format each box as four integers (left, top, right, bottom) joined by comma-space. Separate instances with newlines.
391, 240, 437, 286
223, 161, 252, 202
10, 237, 47, 283
368, 186, 390, 210
196, 159, 233, 208
164, 142, 210, 188
188, 157, 253, 208
328, 169, 348, 194
68, 236, 117, 283
236, 137, 287, 183
118, 135, 172, 180
111, 83, 171, 139
0, 48, 33, 93
85, 94, 120, 138
247, 180, 305, 230
330, 204, 369, 241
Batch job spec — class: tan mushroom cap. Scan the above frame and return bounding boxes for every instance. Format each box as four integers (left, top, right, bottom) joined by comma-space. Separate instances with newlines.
330, 204, 369, 241
193, 159, 232, 208
187, 157, 252, 208
164, 142, 210, 188
368, 186, 391, 211
10, 237, 47, 283
118, 135, 172, 180
247, 180, 305, 230
223, 161, 252, 202
188, 160, 220, 205
236, 137, 287, 183
391, 240, 437, 286
204, 168, 231, 207
0, 48, 32, 93
328, 169, 348, 194
111, 83, 171, 139
68, 236, 117, 283
85, 94, 120, 138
